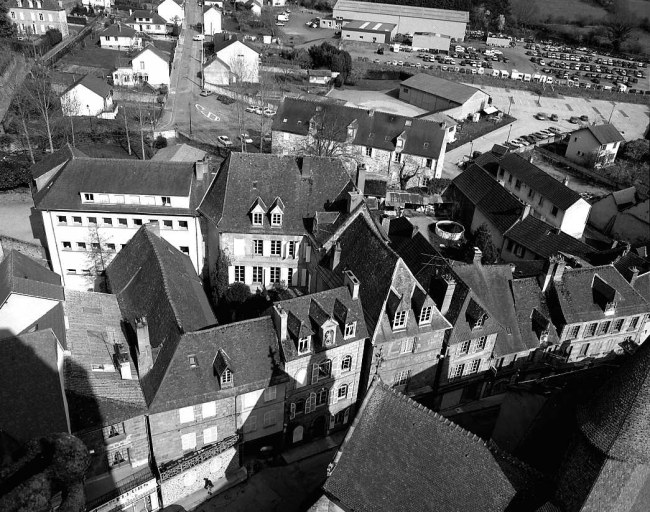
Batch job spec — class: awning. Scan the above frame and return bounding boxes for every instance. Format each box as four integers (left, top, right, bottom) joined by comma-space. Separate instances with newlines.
483, 105, 498, 115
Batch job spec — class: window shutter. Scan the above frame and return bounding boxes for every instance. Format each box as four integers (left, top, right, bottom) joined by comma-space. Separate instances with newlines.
290, 403, 296, 419
263, 240, 270, 257
331, 356, 339, 378
329, 414, 335, 429
343, 408, 350, 424
311, 364, 319, 384
330, 387, 337, 405
413, 336, 420, 353
347, 381, 354, 400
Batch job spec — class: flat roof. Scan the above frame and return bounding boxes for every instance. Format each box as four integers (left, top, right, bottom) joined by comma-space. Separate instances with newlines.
343, 20, 396, 32
334, 0, 469, 23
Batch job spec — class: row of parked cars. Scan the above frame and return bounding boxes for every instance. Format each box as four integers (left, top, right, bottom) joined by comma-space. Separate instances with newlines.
245, 105, 277, 117
505, 126, 565, 150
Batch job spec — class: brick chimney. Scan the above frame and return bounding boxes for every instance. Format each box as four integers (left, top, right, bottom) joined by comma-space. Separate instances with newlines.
195, 160, 209, 181
271, 305, 288, 342
331, 242, 341, 270
135, 317, 153, 376
473, 247, 482, 265
440, 274, 456, 316
356, 163, 366, 196
630, 266, 639, 286
343, 269, 360, 300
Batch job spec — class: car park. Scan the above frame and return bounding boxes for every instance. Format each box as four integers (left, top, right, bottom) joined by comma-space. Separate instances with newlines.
263, 108, 276, 117
245, 105, 256, 113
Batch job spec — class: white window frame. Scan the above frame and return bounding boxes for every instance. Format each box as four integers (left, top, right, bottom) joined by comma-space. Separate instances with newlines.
469, 359, 481, 374
271, 212, 282, 227
459, 340, 471, 355
253, 240, 263, 255
252, 266, 263, 283
203, 426, 218, 444
344, 322, 356, 339
181, 432, 196, 451
252, 212, 263, 226
234, 265, 245, 282
298, 336, 310, 354
83, 193, 94, 202
270, 240, 281, 256
400, 338, 414, 354
179, 406, 194, 424
419, 306, 432, 324
221, 368, 233, 386
337, 384, 348, 400
393, 311, 408, 330
341, 355, 352, 372
263, 410, 276, 427
269, 267, 281, 283
393, 370, 410, 387
451, 364, 465, 378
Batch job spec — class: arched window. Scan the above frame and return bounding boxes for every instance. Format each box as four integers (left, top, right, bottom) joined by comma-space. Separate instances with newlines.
337, 384, 348, 400
341, 355, 352, 372
316, 388, 328, 406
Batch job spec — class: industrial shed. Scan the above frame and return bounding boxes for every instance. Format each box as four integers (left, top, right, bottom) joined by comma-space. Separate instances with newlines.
399, 73, 490, 120
333, 0, 469, 40
342, 20, 397, 43
412, 32, 451, 52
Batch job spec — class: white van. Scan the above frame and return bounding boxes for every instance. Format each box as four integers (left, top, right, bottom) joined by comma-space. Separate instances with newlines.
500, 70, 509, 78
511, 70, 523, 80
523, 73, 532, 82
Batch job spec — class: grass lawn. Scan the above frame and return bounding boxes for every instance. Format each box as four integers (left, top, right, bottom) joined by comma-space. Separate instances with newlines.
447, 114, 516, 151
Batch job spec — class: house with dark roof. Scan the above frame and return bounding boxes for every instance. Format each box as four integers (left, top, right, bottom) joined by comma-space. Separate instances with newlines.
198, 153, 356, 291
399, 73, 491, 120
565, 123, 625, 168
125, 9, 168, 34
543, 258, 649, 364
7, 0, 69, 37
63, 290, 159, 512
314, 378, 548, 512
552, 339, 650, 511
112, 44, 170, 87
99, 23, 142, 50
203, 37, 260, 85
31, 152, 211, 290
0, 330, 70, 443
614, 248, 650, 308
60, 74, 115, 118
0, 249, 64, 339
495, 153, 591, 239
271, 282, 367, 445
304, 209, 452, 398
271, 97, 451, 183
589, 186, 650, 245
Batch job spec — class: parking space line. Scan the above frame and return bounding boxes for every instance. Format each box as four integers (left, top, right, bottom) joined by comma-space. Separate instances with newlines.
619, 110, 629, 118
565, 103, 573, 111
592, 107, 601, 115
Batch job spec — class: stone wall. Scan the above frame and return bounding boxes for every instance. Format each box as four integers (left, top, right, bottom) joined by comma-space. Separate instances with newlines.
159, 446, 239, 506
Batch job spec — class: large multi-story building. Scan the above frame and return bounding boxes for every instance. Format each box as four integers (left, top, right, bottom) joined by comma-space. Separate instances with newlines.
272, 280, 367, 445
7, 0, 69, 37
198, 153, 356, 291
31, 146, 210, 289
271, 97, 451, 182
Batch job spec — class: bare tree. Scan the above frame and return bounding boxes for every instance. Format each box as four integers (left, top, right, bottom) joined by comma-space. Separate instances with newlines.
121, 105, 132, 155
60, 92, 84, 147
137, 103, 147, 160
302, 105, 351, 158
9, 82, 37, 164
24, 64, 56, 154
394, 161, 426, 190
86, 227, 115, 291
229, 54, 259, 151
257, 72, 279, 153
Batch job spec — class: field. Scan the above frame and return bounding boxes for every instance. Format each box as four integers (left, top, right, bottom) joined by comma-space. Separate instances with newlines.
535, 0, 650, 22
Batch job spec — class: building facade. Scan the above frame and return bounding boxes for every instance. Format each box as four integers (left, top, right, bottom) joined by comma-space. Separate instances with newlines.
60, 75, 114, 117
7, 0, 69, 37
565, 124, 625, 168
112, 45, 170, 88
203, 39, 259, 86
125, 10, 168, 34
157, 0, 183, 23
203, 6, 221, 35
100, 23, 142, 50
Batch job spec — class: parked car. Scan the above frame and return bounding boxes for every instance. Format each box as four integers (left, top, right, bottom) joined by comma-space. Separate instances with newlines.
263, 108, 276, 117
548, 126, 563, 135
239, 133, 253, 144
580, 114, 589, 121
245, 105, 256, 113
550, 113, 559, 121
193, 34, 205, 41
569, 116, 580, 123
535, 112, 547, 120
217, 135, 233, 147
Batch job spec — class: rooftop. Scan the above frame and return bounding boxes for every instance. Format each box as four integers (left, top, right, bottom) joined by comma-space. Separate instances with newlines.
64, 290, 147, 431
323, 379, 516, 512
0, 249, 64, 307
498, 153, 582, 210
63, 74, 112, 99
132, 44, 169, 64
272, 97, 447, 160
512, 278, 560, 351
401, 73, 484, 105
343, 20, 396, 32
213, 37, 259, 55
333, 0, 469, 23
125, 10, 167, 25
100, 23, 139, 38
30, 143, 87, 180
7, 0, 64, 10
150, 143, 207, 162
198, 153, 354, 236
576, 123, 625, 145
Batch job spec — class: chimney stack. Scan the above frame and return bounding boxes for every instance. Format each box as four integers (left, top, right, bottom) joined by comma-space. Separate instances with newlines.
630, 266, 639, 286
563, 176, 569, 186
271, 305, 288, 342
343, 269, 360, 300
195, 160, 209, 181
356, 163, 366, 196
331, 242, 341, 270
114, 344, 132, 380
440, 274, 456, 316
473, 247, 482, 265
135, 317, 153, 376
553, 256, 566, 282
347, 190, 363, 213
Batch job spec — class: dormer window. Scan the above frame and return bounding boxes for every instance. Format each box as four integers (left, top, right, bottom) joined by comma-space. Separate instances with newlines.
188, 355, 198, 368
323, 328, 335, 346
83, 193, 94, 202
393, 311, 408, 330
298, 336, 310, 354
162, 196, 171, 206
473, 314, 486, 329
604, 301, 617, 316
396, 139, 404, 148
344, 322, 356, 339
271, 212, 282, 227
252, 212, 263, 225
419, 306, 432, 325
250, 197, 268, 226
221, 368, 233, 386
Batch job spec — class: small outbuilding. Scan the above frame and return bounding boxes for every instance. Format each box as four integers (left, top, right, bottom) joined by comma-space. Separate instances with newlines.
341, 20, 396, 44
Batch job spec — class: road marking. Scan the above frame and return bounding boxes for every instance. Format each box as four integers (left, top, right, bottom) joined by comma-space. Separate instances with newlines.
196, 103, 220, 121
592, 106, 601, 115
565, 103, 573, 111
619, 110, 629, 118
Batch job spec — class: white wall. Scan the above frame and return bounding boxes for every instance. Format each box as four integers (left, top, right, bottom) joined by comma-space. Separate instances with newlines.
61, 85, 107, 117
216, 42, 259, 83
158, 0, 184, 23
560, 199, 591, 239
0, 294, 60, 336
203, 9, 222, 35
131, 50, 170, 86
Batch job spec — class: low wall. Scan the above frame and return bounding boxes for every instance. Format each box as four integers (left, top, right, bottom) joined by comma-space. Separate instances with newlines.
112, 88, 162, 103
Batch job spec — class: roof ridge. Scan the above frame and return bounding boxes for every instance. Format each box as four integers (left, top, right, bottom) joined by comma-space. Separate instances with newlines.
141, 228, 186, 332
487, 439, 548, 480
185, 315, 269, 336
380, 381, 489, 448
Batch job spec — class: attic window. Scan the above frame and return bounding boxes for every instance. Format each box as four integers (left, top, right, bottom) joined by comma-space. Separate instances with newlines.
271, 212, 282, 227
252, 212, 263, 226
298, 336, 310, 354
419, 306, 432, 325
344, 322, 356, 339
473, 314, 486, 329
393, 311, 408, 330
188, 355, 198, 368
283, 118, 288, 123
221, 368, 233, 386
405, 120, 412, 127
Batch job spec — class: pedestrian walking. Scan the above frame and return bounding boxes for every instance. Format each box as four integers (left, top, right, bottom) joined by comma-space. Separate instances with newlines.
204, 477, 214, 495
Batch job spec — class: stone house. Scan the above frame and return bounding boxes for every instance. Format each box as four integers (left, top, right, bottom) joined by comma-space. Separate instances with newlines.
543, 258, 650, 364
272, 281, 367, 445
7, 0, 69, 37
565, 123, 625, 168
271, 97, 450, 182
304, 209, 452, 398
198, 153, 356, 291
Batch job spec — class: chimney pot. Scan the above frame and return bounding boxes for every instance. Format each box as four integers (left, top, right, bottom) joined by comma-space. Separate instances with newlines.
522, 204, 531, 220
473, 247, 482, 265
195, 160, 209, 181
332, 242, 342, 270
563, 176, 569, 186
553, 257, 566, 282
356, 163, 366, 196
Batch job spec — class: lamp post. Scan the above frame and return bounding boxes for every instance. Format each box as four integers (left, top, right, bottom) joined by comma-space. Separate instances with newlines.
87, 105, 94, 133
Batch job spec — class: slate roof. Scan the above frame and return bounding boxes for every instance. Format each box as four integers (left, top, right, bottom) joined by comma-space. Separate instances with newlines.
512, 278, 560, 351
549, 265, 648, 325
213, 37, 259, 55
63, 74, 112, 99
576, 337, 650, 463
613, 249, 650, 299
401, 73, 484, 105
579, 123, 625, 145
275, 287, 368, 362
150, 143, 207, 162
100, 23, 139, 38
106, 226, 217, 408
30, 143, 87, 180
504, 215, 594, 260
363, 179, 386, 197
149, 317, 286, 413
272, 97, 447, 160
125, 10, 167, 25
498, 153, 582, 210
451, 164, 523, 234
7, 0, 64, 10
33, 157, 199, 214
64, 291, 147, 431
198, 153, 355, 236
0, 249, 63, 307
133, 44, 169, 64
323, 379, 516, 512
333, 0, 470, 22
0, 330, 70, 443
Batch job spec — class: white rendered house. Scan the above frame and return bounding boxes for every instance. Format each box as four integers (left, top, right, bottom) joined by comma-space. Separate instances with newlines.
112, 45, 170, 87
60, 74, 114, 117
157, 0, 184, 24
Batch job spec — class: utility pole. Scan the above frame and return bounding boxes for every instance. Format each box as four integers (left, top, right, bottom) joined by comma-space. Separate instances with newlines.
608, 102, 616, 123
189, 101, 192, 134
506, 124, 512, 142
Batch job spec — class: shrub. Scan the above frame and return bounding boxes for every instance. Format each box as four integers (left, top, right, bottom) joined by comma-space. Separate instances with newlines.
154, 135, 167, 149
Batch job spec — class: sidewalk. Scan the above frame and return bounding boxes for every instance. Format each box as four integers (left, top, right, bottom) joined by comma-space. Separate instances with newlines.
282, 431, 346, 465
161, 467, 248, 512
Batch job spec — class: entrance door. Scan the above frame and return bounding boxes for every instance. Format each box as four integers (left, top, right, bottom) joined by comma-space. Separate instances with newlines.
310, 416, 327, 439
292, 425, 304, 444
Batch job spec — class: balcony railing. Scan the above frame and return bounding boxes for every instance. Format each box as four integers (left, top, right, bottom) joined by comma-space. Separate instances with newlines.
85, 466, 154, 511
159, 435, 239, 481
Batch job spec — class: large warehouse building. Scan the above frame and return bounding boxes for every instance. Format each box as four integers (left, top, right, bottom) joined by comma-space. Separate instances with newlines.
333, 0, 469, 41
